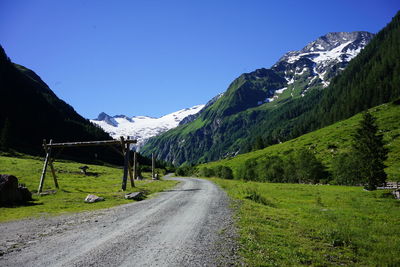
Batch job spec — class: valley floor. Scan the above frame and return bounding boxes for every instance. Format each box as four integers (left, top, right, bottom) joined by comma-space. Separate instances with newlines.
0, 177, 240, 266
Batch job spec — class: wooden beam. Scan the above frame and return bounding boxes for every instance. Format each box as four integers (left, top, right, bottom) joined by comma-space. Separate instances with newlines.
45, 139, 137, 148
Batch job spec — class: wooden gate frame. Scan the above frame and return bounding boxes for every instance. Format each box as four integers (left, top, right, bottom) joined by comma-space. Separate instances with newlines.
38, 137, 137, 193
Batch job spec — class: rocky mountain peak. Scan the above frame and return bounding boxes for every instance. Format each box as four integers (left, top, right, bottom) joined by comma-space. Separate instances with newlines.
277, 31, 374, 66
95, 112, 118, 127
267, 31, 374, 99
301, 31, 373, 54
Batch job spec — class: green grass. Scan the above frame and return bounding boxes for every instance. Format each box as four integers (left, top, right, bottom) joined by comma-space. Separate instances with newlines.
0, 155, 178, 222
203, 102, 400, 180
211, 178, 400, 266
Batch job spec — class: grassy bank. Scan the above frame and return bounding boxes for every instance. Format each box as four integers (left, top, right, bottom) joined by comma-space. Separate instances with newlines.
211, 178, 400, 266
0, 155, 178, 222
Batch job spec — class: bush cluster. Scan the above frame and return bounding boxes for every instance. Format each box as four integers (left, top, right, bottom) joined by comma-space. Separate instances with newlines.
175, 165, 196, 177
237, 149, 328, 184
197, 165, 233, 179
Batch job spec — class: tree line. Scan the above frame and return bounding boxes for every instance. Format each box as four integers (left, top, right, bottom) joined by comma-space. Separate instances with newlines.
179, 112, 388, 190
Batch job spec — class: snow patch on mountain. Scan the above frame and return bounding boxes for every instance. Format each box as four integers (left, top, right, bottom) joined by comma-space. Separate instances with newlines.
91, 105, 204, 149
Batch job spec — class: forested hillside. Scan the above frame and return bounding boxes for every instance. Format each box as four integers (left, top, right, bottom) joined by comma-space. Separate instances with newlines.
200, 100, 400, 182
0, 46, 120, 164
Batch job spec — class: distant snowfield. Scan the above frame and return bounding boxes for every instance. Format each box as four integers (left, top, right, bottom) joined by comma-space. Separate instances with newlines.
91, 105, 204, 149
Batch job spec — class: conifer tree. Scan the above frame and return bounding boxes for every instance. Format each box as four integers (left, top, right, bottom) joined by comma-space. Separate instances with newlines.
352, 112, 387, 190
253, 136, 265, 151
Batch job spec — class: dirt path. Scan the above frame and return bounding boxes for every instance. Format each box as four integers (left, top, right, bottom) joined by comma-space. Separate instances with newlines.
0, 176, 240, 266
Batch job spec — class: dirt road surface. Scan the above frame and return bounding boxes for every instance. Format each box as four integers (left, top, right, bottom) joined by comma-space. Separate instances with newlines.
0, 176, 240, 266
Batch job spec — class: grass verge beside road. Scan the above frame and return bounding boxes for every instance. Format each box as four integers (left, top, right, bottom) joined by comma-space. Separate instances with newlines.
0, 155, 178, 222
211, 178, 400, 266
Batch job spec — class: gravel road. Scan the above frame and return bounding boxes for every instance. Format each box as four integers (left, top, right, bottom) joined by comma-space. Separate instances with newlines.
0, 176, 240, 266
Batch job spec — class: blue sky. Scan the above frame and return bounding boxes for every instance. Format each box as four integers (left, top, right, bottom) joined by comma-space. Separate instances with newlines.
1, 1, 399, 119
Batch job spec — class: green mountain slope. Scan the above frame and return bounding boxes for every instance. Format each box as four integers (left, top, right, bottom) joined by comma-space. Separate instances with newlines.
0, 46, 119, 163
202, 100, 400, 181
142, 12, 400, 166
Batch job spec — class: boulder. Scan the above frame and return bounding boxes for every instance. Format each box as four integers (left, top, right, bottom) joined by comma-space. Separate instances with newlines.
125, 192, 145, 201
84, 194, 104, 203
0, 174, 32, 206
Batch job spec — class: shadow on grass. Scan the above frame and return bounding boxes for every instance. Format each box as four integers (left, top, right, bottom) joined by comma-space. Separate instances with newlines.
1, 201, 43, 208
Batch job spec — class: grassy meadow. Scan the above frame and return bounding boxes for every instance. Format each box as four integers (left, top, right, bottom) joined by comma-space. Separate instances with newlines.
211, 178, 400, 266
0, 154, 178, 222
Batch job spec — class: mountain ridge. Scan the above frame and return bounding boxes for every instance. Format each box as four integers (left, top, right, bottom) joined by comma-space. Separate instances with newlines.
91, 105, 205, 149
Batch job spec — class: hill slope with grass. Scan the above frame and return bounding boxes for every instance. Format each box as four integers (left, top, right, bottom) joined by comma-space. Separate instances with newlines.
201, 100, 400, 181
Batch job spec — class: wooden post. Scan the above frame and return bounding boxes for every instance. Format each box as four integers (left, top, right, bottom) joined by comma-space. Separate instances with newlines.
121, 137, 129, 191
133, 151, 138, 180
137, 162, 141, 180
38, 139, 52, 193
152, 153, 155, 179
127, 138, 135, 187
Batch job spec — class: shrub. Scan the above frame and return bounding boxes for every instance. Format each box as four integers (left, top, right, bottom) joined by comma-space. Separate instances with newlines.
331, 152, 362, 185
243, 186, 275, 207
198, 167, 215, 177
258, 156, 285, 182
238, 158, 258, 181
217, 165, 233, 179
290, 149, 328, 184
175, 165, 195, 176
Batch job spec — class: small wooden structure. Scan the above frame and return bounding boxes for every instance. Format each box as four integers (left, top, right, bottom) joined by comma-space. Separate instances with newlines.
38, 137, 137, 193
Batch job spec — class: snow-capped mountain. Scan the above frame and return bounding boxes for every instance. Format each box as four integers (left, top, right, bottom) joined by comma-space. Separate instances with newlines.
91, 105, 205, 149
141, 31, 376, 165
267, 31, 374, 101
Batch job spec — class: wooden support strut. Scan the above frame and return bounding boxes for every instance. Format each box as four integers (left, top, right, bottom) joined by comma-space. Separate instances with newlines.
38, 139, 58, 193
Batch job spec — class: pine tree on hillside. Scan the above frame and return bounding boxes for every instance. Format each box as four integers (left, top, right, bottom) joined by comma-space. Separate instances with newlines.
352, 112, 388, 190
253, 136, 265, 151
